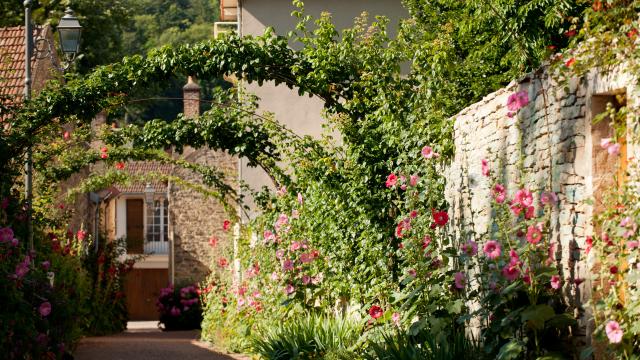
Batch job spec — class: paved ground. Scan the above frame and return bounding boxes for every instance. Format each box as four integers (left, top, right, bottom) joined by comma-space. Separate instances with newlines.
74, 321, 249, 360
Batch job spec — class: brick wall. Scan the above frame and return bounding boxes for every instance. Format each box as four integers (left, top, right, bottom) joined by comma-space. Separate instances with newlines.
168, 78, 238, 285
444, 67, 637, 335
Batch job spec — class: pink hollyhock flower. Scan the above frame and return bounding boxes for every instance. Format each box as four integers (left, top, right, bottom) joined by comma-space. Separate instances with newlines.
608, 143, 621, 156
208, 236, 218, 247
237, 297, 246, 307
526, 225, 543, 244
275, 214, 289, 232
540, 191, 558, 206
454, 272, 466, 289
290, 241, 301, 251
311, 273, 324, 285
270, 272, 279, 281
252, 290, 261, 298
565, 58, 576, 67
514, 188, 533, 207
41, 261, 51, 271
601, 138, 613, 149
302, 275, 311, 285
421, 146, 439, 159
115, 162, 125, 170
291, 209, 300, 219
63, 131, 71, 140
223, 219, 232, 231
14, 257, 30, 279
620, 217, 633, 227
481, 159, 490, 177
297, 192, 304, 205
523, 269, 531, 285
407, 268, 417, 277
369, 305, 383, 319
509, 249, 520, 266
386, 173, 398, 188
275, 249, 285, 259
432, 210, 449, 227
483, 240, 501, 260
282, 259, 294, 271
284, 284, 295, 295
0, 227, 14, 243
550, 275, 561, 289
627, 241, 639, 249
422, 236, 432, 250
299, 253, 312, 263
409, 175, 419, 187
493, 184, 506, 203
217, 257, 228, 268
39, 301, 52, 317
605, 321, 623, 344
585, 236, 593, 254
310, 249, 320, 258
524, 206, 535, 220
410, 210, 419, 219
507, 90, 529, 112
502, 265, 520, 281
461, 240, 478, 256
263, 230, 276, 243
276, 185, 287, 197
76, 230, 87, 242
392, 312, 401, 326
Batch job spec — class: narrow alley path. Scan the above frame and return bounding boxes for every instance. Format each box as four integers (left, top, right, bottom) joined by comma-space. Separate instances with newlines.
74, 322, 249, 360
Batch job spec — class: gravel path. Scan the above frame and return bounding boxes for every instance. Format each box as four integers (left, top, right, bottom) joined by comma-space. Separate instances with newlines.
73, 322, 249, 360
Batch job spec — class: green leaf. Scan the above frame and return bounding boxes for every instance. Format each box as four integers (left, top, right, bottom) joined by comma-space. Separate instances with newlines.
521, 304, 555, 330
497, 340, 525, 360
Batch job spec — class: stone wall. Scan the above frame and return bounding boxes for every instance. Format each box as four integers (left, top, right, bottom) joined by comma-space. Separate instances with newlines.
169, 78, 238, 285
445, 67, 637, 334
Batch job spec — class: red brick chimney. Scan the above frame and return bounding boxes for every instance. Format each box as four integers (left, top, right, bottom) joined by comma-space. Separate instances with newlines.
183, 76, 200, 118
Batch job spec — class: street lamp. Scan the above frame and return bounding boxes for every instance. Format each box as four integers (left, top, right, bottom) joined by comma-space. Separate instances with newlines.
24, 2, 82, 250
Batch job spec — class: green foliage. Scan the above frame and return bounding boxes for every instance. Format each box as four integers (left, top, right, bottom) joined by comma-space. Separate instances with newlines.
250, 313, 361, 360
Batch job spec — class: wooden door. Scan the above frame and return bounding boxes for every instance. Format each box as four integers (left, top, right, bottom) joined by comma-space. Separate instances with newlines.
126, 199, 144, 254
124, 268, 168, 320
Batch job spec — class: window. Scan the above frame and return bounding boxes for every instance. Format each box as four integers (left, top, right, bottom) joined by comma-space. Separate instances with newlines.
145, 199, 169, 254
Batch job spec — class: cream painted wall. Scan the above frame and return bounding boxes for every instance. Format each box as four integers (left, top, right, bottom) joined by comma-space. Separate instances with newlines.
240, 0, 407, 217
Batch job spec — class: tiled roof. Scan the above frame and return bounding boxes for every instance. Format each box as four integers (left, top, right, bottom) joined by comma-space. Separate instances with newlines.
0, 26, 45, 104
115, 161, 172, 193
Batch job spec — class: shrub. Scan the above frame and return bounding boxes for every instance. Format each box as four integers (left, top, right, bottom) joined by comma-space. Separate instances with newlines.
251, 313, 361, 360
157, 283, 203, 331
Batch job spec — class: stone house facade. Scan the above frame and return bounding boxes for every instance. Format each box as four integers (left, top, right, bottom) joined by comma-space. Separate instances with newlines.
445, 66, 637, 337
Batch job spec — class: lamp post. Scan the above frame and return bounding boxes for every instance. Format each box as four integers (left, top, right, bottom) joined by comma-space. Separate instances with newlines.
24, 2, 82, 250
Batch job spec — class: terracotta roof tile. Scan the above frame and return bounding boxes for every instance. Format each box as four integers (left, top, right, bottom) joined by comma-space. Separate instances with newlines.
115, 161, 172, 193
0, 26, 45, 104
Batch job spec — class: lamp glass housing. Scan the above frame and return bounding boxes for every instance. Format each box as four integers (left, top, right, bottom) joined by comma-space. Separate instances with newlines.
57, 9, 82, 55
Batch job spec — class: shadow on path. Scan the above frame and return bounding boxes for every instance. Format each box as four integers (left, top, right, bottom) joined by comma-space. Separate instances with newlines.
74, 322, 246, 360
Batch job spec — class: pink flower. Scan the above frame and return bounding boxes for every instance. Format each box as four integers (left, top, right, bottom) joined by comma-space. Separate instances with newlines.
263, 230, 276, 243
509, 249, 520, 266
302, 275, 311, 285
76, 230, 87, 241
407, 268, 417, 277
275, 214, 289, 232
540, 191, 558, 206
63, 131, 71, 140
100, 152, 108, 159
115, 162, 125, 170
369, 305, 383, 319
270, 271, 279, 281
422, 236, 432, 250
223, 219, 232, 231
526, 225, 543, 244
432, 210, 449, 227
524, 206, 535, 220
282, 259, 294, 271
627, 241, 639, 249
493, 184, 506, 203
284, 284, 295, 295
276, 185, 287, 197
291, 209, 300, 219
392, 312, 401, 326
608, 143, 621, 156
601, 138, 613, 149
605, 321, 624, 344
502, 265, 520, 281
170, 307, 181, 317
620, 217, 633, 227
290, 241, 301, 251
217, 257, 229, 268
483, 240, 501, 260
514, 188, 533, 207
41, 261, 51, 270
507, 90, 529, 112
14, 257, 30, 279
550, 275, 561, 289
409, 175, 419, 187
39, 301, 52, 317
0, 227, 14, 243
237, 297, 246, 307
275, 249, 285, 259
297, 192, 304, 205
386, 174, 398, 188
208, 236, 218, 247
481, 159, 490, 177
421, 146, 439, 159
410, 210, 419, 219
461, 240, 478, 256
454, 272, 466, 289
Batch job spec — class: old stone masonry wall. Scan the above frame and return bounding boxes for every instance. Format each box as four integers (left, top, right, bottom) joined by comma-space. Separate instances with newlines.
445, 67, 638, 332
